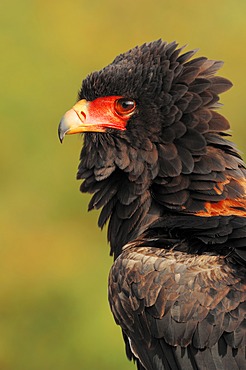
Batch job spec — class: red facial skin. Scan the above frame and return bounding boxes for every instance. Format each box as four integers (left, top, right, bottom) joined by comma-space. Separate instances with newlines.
59, 96, 136, 139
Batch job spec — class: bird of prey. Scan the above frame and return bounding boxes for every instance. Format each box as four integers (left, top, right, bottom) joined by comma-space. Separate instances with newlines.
58, 40, 246, 370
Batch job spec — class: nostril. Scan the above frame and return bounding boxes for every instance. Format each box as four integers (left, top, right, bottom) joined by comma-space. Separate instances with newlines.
81, 111, 86, 120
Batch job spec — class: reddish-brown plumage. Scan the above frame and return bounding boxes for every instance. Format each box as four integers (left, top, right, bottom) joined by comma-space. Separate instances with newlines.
196, 198, 246, 217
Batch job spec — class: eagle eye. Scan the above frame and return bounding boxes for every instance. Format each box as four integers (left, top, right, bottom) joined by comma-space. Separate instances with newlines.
114, 98, 136, 116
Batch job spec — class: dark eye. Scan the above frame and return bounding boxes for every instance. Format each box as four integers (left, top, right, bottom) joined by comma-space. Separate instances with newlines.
114, 98, 136, 116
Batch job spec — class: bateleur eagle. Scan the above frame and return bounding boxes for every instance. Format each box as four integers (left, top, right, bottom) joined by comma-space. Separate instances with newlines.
58, 40, 246, 370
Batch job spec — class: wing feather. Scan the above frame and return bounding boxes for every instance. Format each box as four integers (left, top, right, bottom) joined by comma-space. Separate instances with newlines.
109, 245, 246, 369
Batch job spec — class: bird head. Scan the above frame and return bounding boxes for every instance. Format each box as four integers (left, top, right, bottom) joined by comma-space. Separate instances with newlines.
59, 39, 234, 155
59, 40, 193, 146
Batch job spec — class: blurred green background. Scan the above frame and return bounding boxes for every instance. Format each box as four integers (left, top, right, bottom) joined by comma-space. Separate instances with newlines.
1, 0, 246, 369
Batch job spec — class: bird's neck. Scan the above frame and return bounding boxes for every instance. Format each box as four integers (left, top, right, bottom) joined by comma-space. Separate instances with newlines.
77, 133, 161, 258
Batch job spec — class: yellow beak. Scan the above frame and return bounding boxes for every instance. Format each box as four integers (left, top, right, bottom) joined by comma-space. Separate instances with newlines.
58, 99, 89, 143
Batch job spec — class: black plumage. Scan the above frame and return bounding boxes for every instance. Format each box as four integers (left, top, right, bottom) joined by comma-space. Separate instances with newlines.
59, 40, 246, 369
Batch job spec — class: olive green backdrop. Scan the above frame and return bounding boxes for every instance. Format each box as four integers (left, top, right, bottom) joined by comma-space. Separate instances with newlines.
1, 0, 246, 369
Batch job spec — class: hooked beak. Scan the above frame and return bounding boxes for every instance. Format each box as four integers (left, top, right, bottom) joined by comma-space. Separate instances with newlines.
58, 99, 89, 143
